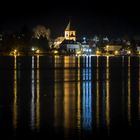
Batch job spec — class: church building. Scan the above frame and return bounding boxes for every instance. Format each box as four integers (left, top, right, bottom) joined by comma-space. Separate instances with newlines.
64, 21, 76, 41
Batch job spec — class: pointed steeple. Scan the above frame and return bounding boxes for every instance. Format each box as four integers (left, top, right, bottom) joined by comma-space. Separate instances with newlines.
65, 21, 71, 31
64, 20, 76, 41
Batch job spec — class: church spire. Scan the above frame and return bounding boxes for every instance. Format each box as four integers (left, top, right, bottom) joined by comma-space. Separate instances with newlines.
65, 21, 71, 31
64, 20, 76, 41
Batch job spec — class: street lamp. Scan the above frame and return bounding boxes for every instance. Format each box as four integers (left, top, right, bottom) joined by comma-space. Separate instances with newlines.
31, 48, 35, 51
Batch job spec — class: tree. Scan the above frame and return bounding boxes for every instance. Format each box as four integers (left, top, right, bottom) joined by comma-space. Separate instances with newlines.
33, 25, 51, 40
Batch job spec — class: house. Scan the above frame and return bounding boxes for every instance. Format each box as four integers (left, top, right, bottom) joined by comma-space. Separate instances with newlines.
104, 44, 122, 55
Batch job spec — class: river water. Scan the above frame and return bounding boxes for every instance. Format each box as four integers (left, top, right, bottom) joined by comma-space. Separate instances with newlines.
0, 56, 140, 139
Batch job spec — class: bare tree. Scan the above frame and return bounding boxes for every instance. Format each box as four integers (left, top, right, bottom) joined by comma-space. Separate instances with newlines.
33, 25, 51, 40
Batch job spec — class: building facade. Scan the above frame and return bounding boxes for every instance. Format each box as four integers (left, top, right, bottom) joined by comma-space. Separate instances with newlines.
64, 22, 76, 41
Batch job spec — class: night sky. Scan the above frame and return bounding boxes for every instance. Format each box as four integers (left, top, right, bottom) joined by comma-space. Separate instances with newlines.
0, 0, 140, 38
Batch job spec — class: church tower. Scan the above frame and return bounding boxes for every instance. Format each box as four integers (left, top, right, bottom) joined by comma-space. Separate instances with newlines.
64, 21, 76, 41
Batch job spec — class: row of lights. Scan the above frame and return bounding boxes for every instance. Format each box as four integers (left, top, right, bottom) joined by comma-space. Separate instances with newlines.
11, 48, 41, 56
10, 47, 139, 56
77, 50, 133, 56
12, 48, 59, 56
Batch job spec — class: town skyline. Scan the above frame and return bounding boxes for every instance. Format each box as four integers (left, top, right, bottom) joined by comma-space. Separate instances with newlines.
1, 18, 140, 39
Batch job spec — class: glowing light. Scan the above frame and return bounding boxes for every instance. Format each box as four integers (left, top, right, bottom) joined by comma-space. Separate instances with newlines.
114, 50, 119, 55
31, 48, 35, 51
127, 50, 131, 55
89, 49, 92, 52
83, 37, 86, 40
76, 51, 81, 55
86, 48, 91, 52
106, 56, 109, 68
96, 50, 100, 55
106, 45, 109, 51
54, 50, 58, 54
11, 49, 19, 56
36, 49, 40, 54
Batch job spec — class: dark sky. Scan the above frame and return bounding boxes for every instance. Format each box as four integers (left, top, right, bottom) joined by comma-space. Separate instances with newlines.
0, 0, 140, 38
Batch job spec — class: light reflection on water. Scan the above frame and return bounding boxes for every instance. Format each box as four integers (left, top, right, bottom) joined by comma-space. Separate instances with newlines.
82, 68, 92, 130
30, 56, 40, 131
13, 56, 18, 129
36, 56, 40, 130
105, 56, 110, 131
96, 56, 99, 128
31, 56, 35, 130
1, 55, 140, 138
128, 56, 131, 125
139, 57, 140, 120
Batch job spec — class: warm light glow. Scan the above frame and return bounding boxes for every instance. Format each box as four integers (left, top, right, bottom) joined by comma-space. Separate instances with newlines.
127, 50, 131, 55
77, 58, 81, 130
106, 45, 109, 48
64, 56, 70, 68
77, 80, 81, 129
36, 49, 40, 54
54, 50, 58, 54
96, 50, 101, 55
78, 56, 80, 68
114, 50, 119, 55
64, 56, 76, 68
11, 49, 19, 56
14, 49, 17, 53
76, 51, 81, 55
106, 56, 109, 68
64, 22, 76, 41
106, 45, 109, 52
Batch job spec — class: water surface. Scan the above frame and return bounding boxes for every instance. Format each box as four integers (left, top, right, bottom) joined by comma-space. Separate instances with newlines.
0, 56, 140, 139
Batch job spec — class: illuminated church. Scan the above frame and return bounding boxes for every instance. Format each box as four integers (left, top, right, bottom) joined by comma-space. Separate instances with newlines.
64, 21, 76, 41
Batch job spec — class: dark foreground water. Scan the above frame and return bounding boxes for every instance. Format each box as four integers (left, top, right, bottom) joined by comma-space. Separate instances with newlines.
0, 56, 140, 139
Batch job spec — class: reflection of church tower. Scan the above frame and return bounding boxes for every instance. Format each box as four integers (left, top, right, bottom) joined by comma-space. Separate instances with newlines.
64, 21, 76, 41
